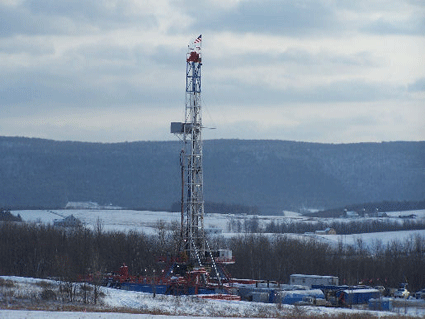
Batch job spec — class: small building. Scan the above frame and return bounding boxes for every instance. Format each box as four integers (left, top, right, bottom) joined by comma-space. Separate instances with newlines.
315, 227, 336, 235
211, 249, 235, 264
290, 274, 339, 288
345, 210, 359, 218
53, 214, 82, 228
65, 201, 100, 209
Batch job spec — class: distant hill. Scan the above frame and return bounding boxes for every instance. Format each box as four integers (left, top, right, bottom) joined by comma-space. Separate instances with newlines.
0, 136, 424, 214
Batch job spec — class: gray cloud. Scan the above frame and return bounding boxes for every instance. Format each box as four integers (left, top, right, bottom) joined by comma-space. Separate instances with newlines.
0, 69, 181, 107
408, 78, 425, 92
207, 48, 378, 70
0, 37, 184, 108
205, 79, 404, 107
334, 0, 425, 35
0, 0, 159, 37
0, 37, 54, 55
191, 0, 339, 36
0, 3, 87, 37
361, 17, 425, 36
258, 115, 380, 142
190, 0, 425, 37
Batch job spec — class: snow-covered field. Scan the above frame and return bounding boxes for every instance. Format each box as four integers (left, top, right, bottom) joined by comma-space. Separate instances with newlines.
14, 208, 425, 249
2, 276, 425, 318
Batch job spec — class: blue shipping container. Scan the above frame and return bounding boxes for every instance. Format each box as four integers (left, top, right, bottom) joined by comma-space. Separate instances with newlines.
368, 298, 393, 311
336, 289, 380, 305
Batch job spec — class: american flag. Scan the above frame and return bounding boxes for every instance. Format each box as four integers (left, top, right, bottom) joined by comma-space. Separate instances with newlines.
194, 34, 202, 44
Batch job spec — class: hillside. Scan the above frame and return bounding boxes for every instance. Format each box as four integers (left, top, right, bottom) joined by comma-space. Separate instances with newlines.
0, 136, 424, 213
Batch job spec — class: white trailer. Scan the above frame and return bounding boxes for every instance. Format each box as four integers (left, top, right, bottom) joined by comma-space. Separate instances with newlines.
290, 274, 339, 288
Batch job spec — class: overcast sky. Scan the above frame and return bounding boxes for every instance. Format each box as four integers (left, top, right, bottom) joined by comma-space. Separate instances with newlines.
1, 0, 424, 143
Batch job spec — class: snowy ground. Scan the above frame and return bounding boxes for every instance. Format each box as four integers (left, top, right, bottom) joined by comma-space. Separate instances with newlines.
313, 229, 425, 250
14, 208, 425, 250
2, 276, 425, 318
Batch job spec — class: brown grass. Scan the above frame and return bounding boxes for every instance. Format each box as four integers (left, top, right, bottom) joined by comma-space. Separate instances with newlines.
0, 278, 15, 288
35, 280, 54, 289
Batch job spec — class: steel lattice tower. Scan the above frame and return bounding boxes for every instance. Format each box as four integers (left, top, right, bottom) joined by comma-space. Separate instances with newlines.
171, 35, 205, 265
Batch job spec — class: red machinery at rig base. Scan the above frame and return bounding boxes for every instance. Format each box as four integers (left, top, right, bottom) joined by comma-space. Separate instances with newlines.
103, 256, 239, 297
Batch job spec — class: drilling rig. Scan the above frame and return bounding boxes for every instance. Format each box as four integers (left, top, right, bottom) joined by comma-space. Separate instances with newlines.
171, 35, 234, 280
100, 36, 236, 297
171, 34, 206, 265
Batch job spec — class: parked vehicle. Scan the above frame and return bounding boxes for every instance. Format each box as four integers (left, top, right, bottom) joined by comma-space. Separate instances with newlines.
394, 288, 410, 298
415, 289, 425, 299
374, 286, 386, 296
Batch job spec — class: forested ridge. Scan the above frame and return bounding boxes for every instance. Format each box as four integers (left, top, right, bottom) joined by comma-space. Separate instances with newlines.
1, 136, 424, 213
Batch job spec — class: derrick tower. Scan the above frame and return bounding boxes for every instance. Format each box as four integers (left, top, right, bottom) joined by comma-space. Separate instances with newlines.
171, 35, 206, 265
171, 36, 234, 277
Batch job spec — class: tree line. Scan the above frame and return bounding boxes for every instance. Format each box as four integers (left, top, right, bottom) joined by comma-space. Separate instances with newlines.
310, 200, 425, 218
1, 220, 424, 292
0, 209, 22, 222
171, 201, 260, 215
226, 234, 425, 292
226, 215, 425, 235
